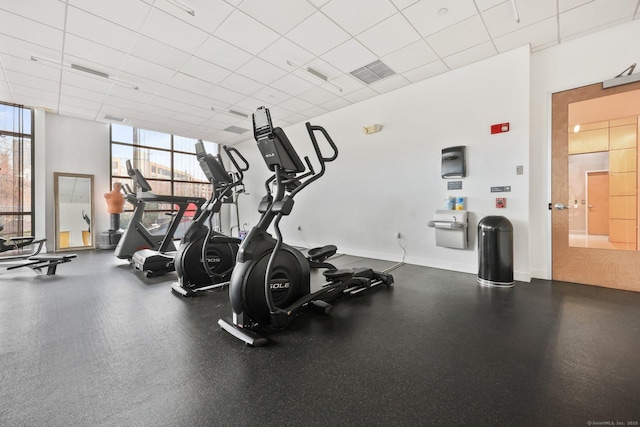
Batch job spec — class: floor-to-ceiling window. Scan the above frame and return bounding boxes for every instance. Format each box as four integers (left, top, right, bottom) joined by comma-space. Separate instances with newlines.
110, 124, 218, 237
0, 102, 33, 238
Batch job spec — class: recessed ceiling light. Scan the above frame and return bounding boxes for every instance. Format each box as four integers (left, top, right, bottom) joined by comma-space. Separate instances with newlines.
437, 8, 448, 15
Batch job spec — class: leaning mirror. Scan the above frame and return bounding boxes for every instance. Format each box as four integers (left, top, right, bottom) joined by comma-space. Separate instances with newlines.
54, 172, 94, 251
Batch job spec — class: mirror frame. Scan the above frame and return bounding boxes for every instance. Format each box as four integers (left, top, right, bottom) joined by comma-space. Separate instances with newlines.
54, 172, 95, 252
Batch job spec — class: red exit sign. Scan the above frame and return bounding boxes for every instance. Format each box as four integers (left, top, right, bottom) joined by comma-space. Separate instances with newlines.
491, 122, 510, 134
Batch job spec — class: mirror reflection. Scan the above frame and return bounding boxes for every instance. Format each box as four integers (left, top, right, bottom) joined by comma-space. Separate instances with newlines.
567, 91, 639, 250
54, 173, 94, 251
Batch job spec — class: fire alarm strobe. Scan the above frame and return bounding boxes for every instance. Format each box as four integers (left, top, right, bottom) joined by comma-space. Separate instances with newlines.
491, 122, 510, 134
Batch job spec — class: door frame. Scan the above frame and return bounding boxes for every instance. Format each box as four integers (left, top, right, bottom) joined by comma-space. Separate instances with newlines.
551, 80, 640, 292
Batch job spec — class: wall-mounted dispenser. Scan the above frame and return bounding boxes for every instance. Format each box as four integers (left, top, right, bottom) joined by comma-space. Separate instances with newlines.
428, 210, 468, 249
441, 146, 466, 178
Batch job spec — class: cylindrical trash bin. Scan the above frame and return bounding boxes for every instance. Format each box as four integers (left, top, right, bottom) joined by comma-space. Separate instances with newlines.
477, 216, 514, 288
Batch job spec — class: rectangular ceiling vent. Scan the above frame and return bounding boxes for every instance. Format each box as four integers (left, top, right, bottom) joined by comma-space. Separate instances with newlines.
224, 125, 249, 134
104, 114, 125, 122
350, 60, 395, 84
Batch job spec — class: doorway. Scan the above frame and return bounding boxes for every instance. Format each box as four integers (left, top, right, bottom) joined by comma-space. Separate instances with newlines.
551, 81, 640, 292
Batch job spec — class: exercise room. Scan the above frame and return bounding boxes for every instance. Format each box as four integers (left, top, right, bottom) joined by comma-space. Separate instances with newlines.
1, 1, 639, 425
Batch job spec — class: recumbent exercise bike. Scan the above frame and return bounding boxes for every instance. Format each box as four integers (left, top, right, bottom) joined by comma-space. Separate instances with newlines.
218, 107, 393, 346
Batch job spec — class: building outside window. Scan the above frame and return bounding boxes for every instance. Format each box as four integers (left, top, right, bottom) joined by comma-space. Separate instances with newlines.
0, 102, 33, 239
110, 124, 218, 238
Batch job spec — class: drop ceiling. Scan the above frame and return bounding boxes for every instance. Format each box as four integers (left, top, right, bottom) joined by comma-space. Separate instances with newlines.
1, 0, 638, 144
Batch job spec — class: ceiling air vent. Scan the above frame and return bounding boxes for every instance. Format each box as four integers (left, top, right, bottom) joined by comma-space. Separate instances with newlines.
224, 125, 249, 134
228, 109, 248, 118
350, 60, 395, 84
104, 114, 125, 122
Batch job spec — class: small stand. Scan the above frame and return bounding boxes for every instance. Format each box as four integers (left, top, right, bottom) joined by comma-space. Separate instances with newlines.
98, 213, 123, 250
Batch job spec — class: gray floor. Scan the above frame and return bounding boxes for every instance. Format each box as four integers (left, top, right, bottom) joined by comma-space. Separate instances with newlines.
1, 249, 639, 426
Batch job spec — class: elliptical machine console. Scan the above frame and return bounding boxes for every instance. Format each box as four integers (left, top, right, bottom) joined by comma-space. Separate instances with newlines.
218, 107, 393, 346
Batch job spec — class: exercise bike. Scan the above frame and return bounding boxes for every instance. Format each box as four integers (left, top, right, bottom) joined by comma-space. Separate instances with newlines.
218, 107, 393, 346
171, 142, 249, 296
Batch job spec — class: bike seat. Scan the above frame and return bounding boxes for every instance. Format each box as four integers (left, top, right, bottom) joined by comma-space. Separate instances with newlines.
307, 244, 337, 262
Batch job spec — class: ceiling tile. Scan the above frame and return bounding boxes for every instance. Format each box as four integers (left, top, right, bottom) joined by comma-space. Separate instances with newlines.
219, 73, 263, 96
493, 17, 557, 53
252, 86, 291, 105
2, 54, 60, 83
426, 15, 491, 58
65, 7, 136, 53
67, 0, 151, 31
331, 73, 367, 94
381, 40, 438, 74
63, 34, 127, 71
403, 0, 477, 38
180, 56, 231, 84
236, 57, 288, 85
152, 0, 235, 33
403, 60, 449, 82
321, 39, 377, 73
482, 0, 556, 38
369, 74, 410, 94
141, 7, 210, 53
559, 0, 638, 40
357, 13, 421, 57
128, 36, 191, 70
206, 85, 245, 106
167, 72, 214, 95
286, 12, 351, 56
213, 9, 280, 55
194, 36, 253, 72
0, 1, 65, 28
390, 0, 420, 10
239, 0, 316, 34
5, 69, 59, 93
321, 0, 397, 35
119, 56, 175, 84
442, 40, 498, 69
475, 0, 507, 12
258, 37, 315, 71
559, 0, 593, 13
279, 97, 315, 113
307, 0, 330, 7
270, 74, 316, 96
297, 86, 337, 105
342, 86, 378, 103
0, 10, 63, 51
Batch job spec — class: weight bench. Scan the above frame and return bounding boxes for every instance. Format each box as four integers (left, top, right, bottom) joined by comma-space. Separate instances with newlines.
6, 253, 77, 276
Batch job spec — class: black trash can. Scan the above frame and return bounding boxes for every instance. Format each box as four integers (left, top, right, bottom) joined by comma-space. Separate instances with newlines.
477, 216, 514, 288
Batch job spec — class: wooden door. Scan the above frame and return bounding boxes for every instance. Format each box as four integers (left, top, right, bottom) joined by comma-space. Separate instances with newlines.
552, 81, 640, 292
587, 171, 608, 235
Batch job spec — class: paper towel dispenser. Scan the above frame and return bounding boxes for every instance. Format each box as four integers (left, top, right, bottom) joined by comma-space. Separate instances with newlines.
441, 146, 466, 178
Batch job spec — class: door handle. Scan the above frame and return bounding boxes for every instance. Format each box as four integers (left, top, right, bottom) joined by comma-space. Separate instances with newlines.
554, 203, 569, 210
588, 204, 594, 209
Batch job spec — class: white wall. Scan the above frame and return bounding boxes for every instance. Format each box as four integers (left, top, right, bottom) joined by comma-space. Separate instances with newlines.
528, 19, 640, 279
236, 46, 531, 281
43, 114, 110, 248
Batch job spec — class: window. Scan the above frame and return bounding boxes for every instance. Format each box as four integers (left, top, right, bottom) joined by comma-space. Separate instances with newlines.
0, 102, 33, 238
110, 124, 218, 236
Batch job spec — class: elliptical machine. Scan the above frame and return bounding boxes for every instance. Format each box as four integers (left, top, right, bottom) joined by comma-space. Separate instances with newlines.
171, 141, 249, 297
218, 107, 393, 346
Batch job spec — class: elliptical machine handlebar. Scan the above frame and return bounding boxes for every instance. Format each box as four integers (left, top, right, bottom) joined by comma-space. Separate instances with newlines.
286, 122, 339, 199
223, 145, 249, 185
